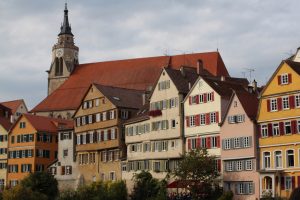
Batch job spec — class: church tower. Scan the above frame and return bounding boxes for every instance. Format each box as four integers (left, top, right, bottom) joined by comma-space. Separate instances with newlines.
48, 3, 79, 95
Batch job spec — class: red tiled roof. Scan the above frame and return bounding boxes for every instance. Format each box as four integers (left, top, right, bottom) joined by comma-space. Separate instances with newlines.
0, 117, 12, 131
235, 90, 259, 120
32, 52, 229, 112
0, 99, 25, 114
23, 114, 73, 133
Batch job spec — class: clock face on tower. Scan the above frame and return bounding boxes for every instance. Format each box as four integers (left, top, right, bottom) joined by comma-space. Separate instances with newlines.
56, 49, 63, 57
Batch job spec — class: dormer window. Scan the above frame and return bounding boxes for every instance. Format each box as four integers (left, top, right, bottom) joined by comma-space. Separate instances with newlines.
19, 122, 26, 129
158, 80, 170, 90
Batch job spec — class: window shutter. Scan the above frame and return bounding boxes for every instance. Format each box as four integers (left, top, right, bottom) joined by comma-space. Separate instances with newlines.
108, 130, 111, 140
292, 120, 297, 134
115, 128, 118, 139
217, 159, 221, 172
277, 75, 281, 85
267, 123, 272, 137
86, 134, 90, 143
217, 136, 220, 148
189, 96, 192, 105
216, 112, 219, 123
281, 177, 285, 190
277, 98, 282, 111
69, 166, 72, 175
61, 166, 65, 175
205, 113, 210, 125
196, 137, 201, 148
267, 99, 271, 112
279, 122, 284, 135
186, 117, 190, 127
206, 137, 211, 149
60, 133, 63, 141
292, 176, 295, 189
187, 139, 191, 150
195, 115, 200, 126
258, 125, 261, 138
204, 93, 207, 103
298, 176, 300, 187
249, 136, 253, 147
101, 131, 104, 141
289, 95, 295, 109
288, 73, 292, 83
93, 132, 97, 143
196, 95, 199, 104
211, 92, 214, 101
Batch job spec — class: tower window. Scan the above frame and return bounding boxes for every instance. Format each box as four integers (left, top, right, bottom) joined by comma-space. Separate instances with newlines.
55, 58, 63, 76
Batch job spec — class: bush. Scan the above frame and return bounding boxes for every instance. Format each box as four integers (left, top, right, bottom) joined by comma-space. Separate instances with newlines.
2, 184, 48, 200
218, 190, 233, 200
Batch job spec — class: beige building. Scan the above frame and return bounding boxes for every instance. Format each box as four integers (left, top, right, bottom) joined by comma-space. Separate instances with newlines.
122, 67, 198, 192
183, 75, 248, 185
220, 89, 260, 200
0, 116, 12, 188
48, 124, 78, 190
74, 84, 143, 184
1, 99, 28, 123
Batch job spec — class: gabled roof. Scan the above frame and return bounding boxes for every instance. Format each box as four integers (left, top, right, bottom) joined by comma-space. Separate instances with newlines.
0, 117, 12, 131
94, 84, 144, 109
165, 68, 199, 94
0, 99, 27, 114
285, 60, 300, 75
220, 90, 259, 125
11, 114, 73, 133
31, 51, 229, 112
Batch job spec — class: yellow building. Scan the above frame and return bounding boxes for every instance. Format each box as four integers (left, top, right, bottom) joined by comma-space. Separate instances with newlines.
0, 117, 11, 189
257, 48, 300, 198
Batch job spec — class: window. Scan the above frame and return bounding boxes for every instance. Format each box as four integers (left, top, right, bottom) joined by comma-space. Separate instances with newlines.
295, 95, 300, 108
102, 112, 107, 121
274, 151, 282, 168
236, 182, 253, 195
82, 116, 86, 125
261, 124, 268, 137
271, 99, 277, 111
190, 116, 195, 127
285, 177, 292, 190
121, 110, 128, 119
122, 163, 127, 172
245, 160, 253, 170
199, 94, 204, 103
228, 116, 235, 124
234, 138, 240, 148
170, 98, 175, 108
200, 114, 205, 125
104, 130, 108, 141
110, 172, 116, 181
285, 121, 291, 134
201, 137, 206, 148
162, 141, 168, 151
272, 123, 280, 136
153, 161, 160, 172
210, 112, 216, 123
63, 149, 68, 157
83, 102, 88, 109
224, 139, 230, 150
281, 74, 289, 85
171, 119, 176, 128
226, 161, 233, 171
96, 113, 100, 122
66, 166, 72, 175
207, 93, 212, 102
21, 164, 31, 173
237, 183, 245, 194
76, 118, 81, 126
282, 97, 289, 109
243, 137, 250, 147
19, 122, 26, 129
95, 99, 100, 107
287, 150, 294, 167
263, 152, 271, 169
111, 129, 116, 140
158, 80, 170, 90
191, 96, 197, 104
236, 160, 243, 171
236, 115, 245, 123
191, 138, 197, 150
109, 110, 115, 119
211, 136, 217, 148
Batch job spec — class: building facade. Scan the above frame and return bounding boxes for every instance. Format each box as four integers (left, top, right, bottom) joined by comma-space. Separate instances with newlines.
7, 114, 72, 186
49, 125, 78, 190
122, 67, 198, 192
74, 84, 143, 184
1, 99, 28, 123
220, 90, 260, 199
257, 49, 300, 198
0, 116, 11, 188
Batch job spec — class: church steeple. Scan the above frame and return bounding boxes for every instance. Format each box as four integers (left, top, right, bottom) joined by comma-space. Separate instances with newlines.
48, 3, 79, 96
58, 3, 73, 36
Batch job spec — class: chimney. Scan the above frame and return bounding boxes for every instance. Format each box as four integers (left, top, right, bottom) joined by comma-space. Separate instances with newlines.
293, 47, 300, 62
10, 115, 14, 124
197, 59, 203, 75
221, 76, 225, 81
252, 79, 257, 92
180, 67, 186, 77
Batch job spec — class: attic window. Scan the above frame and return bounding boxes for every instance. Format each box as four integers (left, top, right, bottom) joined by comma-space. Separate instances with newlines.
113, 97, 120, 101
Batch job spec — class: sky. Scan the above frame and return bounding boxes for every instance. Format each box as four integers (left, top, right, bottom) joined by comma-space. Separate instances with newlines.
0, 0, 300, 110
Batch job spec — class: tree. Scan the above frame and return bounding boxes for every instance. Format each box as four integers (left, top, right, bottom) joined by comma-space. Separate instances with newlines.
130, 171, 161, 200
290, 187, 300, 200
20, 171, 58, 199
2, 184, 48, 200
172, 148, 220, 200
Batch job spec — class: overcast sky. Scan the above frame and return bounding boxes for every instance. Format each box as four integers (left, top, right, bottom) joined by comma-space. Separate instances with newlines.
0, 0, 300, 109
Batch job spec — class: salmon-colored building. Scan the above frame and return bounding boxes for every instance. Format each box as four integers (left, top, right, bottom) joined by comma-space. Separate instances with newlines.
7, 114, 72, 186
220, 89, 260, 199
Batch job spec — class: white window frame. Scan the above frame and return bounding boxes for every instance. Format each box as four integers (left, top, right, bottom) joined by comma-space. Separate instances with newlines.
287, 149, 295, 167
200, 114, 205, 125
281, 74, 289, 85
274, 150, 282, 168
245, 160, 253, 170
272, 123, 280, 136
190, 116, 195, 127
270, 99, 278, 112
282, 96, 289, 110
295, 94, 300, 108
210, 112, 216, 124
261, 124, 268, 137
263, 152, 271, 169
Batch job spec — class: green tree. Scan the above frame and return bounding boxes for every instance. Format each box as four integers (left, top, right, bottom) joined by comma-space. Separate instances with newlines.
173, 148, 220, 200
2, 184, 48, 200
20, 171, 58, 199
130, 171, 161, 200
107, 180, 128, 200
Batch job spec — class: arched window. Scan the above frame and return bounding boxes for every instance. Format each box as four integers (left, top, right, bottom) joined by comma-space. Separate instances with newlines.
55, 58, 63, 76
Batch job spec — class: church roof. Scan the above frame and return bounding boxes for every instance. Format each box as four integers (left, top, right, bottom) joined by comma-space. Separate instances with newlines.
31, 51, 229, 112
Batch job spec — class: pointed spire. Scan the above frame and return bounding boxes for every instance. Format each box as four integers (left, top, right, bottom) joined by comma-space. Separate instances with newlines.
58, 3, 73, 36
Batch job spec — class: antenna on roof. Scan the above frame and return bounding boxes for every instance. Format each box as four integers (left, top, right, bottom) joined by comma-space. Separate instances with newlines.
244, 68, 255, 81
